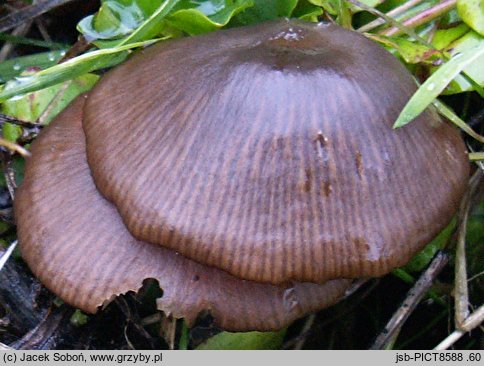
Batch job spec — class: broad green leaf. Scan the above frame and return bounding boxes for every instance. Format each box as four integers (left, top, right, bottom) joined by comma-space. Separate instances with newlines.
165, 0, 253, 35
78, 0, 252, 45
78, 0, 165, 41
0, 50, 66, 83
394, 43, 484, 128
332, 0, 352, 27
1, 74, 98, 125
115, 0, 180, 45
196, 330, 286, 350
441, 31, 484, 94
78, 0, 179, 47
3, 1, 251, 105
293, 0, 324, 21
431, 23, 469, 50
368, 34, 441, 64
232, 0, 298, 25
307, 0, 336, 14
2, 123, 22, 142
349, 0, 386, 12
457, 0, 484, 36
310, 0, 385, 16
0, 39, 156, 103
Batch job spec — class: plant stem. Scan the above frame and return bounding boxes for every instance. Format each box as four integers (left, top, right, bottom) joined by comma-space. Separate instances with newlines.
469, 152, 484, 161
433, 100, 484, 143
0, 240, 17, 273
434, 305, 484, 350
0, 137, 30, 157
357, 0, 426, 33
0, 0, 76, 33
454, 189, 470, 328
370, 251, 450, 350
347, 0, 434, 48
381, 0, 457, 37
392, 268, 446, 306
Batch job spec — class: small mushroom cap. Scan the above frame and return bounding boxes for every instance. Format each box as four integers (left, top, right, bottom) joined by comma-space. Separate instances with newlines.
83, 19, 469, 285
15, 96, 350, 331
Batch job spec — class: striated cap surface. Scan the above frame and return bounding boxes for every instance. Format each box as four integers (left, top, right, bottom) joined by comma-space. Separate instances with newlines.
82, 19, 469, 284
15, 96, 351, 331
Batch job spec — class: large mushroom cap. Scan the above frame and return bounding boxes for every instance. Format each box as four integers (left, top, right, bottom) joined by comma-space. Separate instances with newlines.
83, 19, 469, 284
14, 95, 351, 331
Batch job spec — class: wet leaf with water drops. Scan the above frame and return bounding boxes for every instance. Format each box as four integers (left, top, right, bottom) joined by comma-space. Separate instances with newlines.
0, 40, 156, 103
394, 43, 484, 128
0, 50, 66, 84
1, 73, 98, 125
163, 0, 254, 35
78, 0, 254, 46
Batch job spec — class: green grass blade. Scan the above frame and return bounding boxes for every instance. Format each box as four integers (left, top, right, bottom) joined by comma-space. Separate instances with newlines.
117, 0, 181, 46
0, 32, 67, 49
394, 44, 484, 128
0, 50, 66, 83
0, 39, 159, 103
433, 99, 484, 143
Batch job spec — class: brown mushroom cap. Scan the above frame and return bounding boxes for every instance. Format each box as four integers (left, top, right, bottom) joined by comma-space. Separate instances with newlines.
15, 95, 351, 331
83, 19, 469, 284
